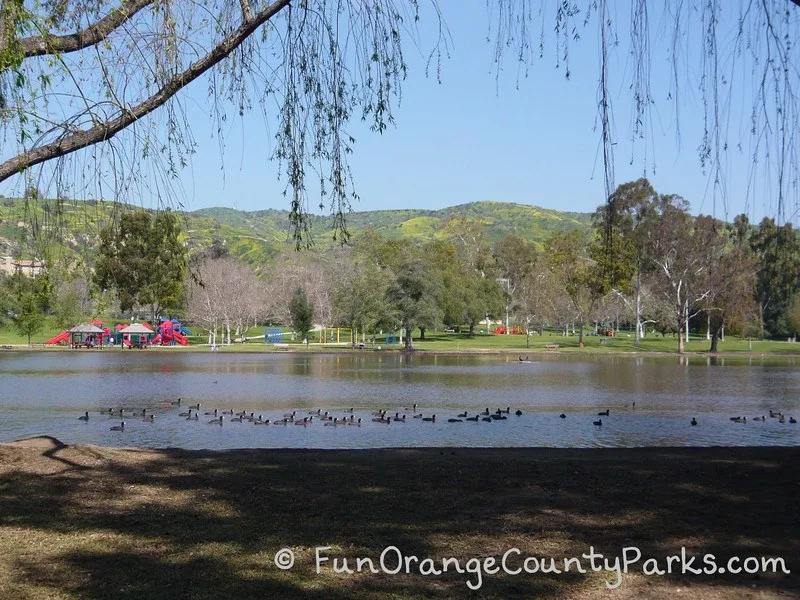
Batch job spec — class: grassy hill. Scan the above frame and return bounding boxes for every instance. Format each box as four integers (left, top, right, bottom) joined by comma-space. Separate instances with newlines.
0, 197, 592, 269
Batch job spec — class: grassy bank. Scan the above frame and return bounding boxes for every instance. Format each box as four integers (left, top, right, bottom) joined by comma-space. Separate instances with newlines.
0, 440, 796, 599
2, 318, 799, 354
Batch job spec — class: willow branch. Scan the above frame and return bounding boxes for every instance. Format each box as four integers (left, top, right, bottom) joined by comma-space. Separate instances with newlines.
0, 0, 292, 183
16, 0, 155, 59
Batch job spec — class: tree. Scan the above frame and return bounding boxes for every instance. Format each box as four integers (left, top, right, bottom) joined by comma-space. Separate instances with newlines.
546, 229, 602, 348
645, 201, 725, 353
386, 252, 442, 351
186, 256, 262, 345
749, 218, 800, 338
289, 287, 314, 347
7, 274, 47, 345
493, 234, 537, 335
94, 210, 187, 324
593, 178, 659, 346
3, 2, 798, 246
333, 253, 392, 344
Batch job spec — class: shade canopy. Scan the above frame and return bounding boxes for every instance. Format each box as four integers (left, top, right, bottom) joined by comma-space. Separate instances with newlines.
68, 323, 105, 334
118, 323, 153, 334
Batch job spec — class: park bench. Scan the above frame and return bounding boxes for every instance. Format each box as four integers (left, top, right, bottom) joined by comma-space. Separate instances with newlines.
545, 343, 560, 351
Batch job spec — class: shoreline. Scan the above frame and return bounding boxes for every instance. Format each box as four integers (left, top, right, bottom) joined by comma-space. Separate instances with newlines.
2, 343, 800, 359
1, 439, 797, 599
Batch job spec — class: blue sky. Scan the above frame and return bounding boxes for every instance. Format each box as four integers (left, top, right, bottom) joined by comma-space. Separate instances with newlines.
177, 2, 774, 221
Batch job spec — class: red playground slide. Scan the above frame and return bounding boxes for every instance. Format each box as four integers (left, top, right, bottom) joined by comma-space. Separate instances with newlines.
45, 331, 70, 345
172, 331, 188, 346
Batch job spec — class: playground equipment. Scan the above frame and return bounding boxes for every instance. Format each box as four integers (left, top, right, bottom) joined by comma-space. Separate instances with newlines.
44, 331, 71, 345
151, 318, 189, 346
493, 326, 524, 335
46, 321, 111, 346
264, 327, 287, 343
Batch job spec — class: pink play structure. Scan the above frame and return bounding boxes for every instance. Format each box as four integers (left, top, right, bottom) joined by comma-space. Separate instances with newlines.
151, 319, 188, 346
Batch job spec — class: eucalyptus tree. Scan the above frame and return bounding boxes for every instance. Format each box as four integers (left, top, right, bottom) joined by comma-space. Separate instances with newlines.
749, 218, 800, 338
94, 209, 187, 324
645, 201, 727, 353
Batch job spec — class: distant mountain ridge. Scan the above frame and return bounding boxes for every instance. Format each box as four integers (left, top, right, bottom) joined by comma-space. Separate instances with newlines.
0, 198, 592, 268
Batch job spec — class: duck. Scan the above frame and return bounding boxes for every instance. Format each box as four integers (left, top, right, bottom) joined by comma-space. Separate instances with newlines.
465, 415, 479, 422
110, 421, 125, 431
170, 398, 182, 406
501, 407, 510, 414
403, 403, 418, 412
348, 418, 362, 425
769, 409, 780, 418
779, 415, 786, 423
691, 418, 697, 426
78, 411, 89, 421
295, 417, 310, 426
208, 415, 224, 425
422, 415, 436, 422
189, 403, 201, 410
593, 419, 602, 426
205, 409, 218, 416
457, 411, 468, 418
447, 418, 463, 423
186, 413, 199, 421
412, 413, 423, 419
283, 411, 297, 419
143, 414, 154, 422
393, 414, 406, 422
254, 417, 270, 425
481, 417, 493, 422
753, 416, 766, 422
372, 410, 387, 417
178, 409, 193, 417
490, 414, 507, 420
515, 410, 523, 416
481, 408, 490, 416
273, 418, 289, 425
731, 416, 747, 423
325, 418, 340, 426
789, 417, 797, 424
559, 413, 567, 419
598, 410, 610, 416
231, 415, 244, 422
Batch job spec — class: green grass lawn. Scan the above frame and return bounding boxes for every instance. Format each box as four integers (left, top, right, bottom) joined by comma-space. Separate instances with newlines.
2, 319, 798, 355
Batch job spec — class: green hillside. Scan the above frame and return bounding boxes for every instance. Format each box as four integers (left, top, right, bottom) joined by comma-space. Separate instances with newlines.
0, 198, 592, 269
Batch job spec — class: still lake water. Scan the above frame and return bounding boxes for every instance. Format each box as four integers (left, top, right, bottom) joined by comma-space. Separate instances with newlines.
0, 351, 798, 449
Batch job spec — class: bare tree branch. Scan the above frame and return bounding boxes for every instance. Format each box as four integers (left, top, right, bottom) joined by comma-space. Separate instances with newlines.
0, 0, 292, 184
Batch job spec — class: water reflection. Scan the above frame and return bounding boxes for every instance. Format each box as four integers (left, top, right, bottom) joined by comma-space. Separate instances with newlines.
0, 352, 798, 450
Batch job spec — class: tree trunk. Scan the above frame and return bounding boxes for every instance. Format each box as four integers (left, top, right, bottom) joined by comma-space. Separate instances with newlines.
634, 271, 642, 347
578, 319, 584, 348
404, 326, 414, 351
469, 323, 475, 336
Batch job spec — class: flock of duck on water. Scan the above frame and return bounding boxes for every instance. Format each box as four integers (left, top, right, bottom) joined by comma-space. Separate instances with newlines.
727, 410, 796, 425
77, 398, 797, 431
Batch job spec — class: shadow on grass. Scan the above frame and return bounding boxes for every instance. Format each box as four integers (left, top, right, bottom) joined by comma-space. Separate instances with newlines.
0, 445, 798, 599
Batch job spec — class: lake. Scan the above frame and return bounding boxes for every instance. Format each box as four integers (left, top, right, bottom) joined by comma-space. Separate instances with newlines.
0, 351, 798, 449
